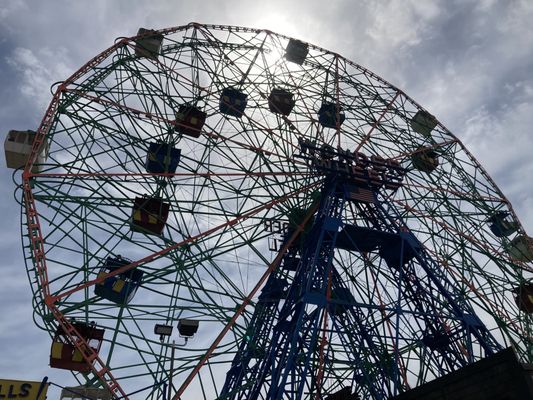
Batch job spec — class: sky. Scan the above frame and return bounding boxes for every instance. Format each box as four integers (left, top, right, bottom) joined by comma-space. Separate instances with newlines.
0, 0, 532, 398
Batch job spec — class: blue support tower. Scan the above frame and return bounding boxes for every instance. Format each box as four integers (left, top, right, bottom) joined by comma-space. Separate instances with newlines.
220, 164, 502, 399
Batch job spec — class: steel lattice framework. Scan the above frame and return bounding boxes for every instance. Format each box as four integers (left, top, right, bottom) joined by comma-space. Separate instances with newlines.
16, 23, 532, 399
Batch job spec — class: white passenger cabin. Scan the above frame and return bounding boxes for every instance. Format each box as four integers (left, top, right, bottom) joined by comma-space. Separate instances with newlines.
4, 130, 48, 172
60, 386, 112, 400
506, 235, 533, 262
135, 28, 163, 60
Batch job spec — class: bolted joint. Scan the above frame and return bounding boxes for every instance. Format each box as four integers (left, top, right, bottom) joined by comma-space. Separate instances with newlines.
22, 170, 33, 182
44, 295, 58, 308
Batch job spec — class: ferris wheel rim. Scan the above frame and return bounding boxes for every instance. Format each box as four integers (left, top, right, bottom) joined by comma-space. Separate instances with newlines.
16, 22, 531, 399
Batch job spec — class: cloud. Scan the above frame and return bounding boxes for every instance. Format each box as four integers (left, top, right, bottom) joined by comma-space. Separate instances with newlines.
365, 0, 442, 49
0, 1, 532, 398
0, 0, 26, 21
462, 99, 533, 227
5, 46, 74, 110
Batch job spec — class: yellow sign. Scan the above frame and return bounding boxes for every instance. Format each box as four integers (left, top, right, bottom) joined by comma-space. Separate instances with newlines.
0, 379, 48, 399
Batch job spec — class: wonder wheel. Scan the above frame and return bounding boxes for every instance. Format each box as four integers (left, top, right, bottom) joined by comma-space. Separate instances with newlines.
11, 23, 532, 399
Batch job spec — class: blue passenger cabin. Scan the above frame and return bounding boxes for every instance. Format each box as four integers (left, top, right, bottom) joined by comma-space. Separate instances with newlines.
145, 142, 180, 174
94, 256, 144, 304
285, 39, 309, 65
135, 28, 164, 60
410, 110, 437, 137
379, 230, 422, 269
487, 212, 518, 237
268, 88, 295, 116
411, 147, 439, 173
50, 321, 104, 372
175, 105, 207, 138
131, 196, 170, 235
219, 88, 247, 118
318, 102, 346, 129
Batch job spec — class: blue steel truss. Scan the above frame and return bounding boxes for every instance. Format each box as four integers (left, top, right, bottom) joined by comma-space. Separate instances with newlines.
219, 173, 502, 400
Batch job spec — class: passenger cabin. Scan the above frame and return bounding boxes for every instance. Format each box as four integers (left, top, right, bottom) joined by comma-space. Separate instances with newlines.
131, 196, 170, 235
410, 110, 437, 137
330, 287, 355, 316
135, 28, 163, 60
178, 319, 199, 338
506, 235, 533, 262
50, 322, 104, 372
488, 212, 518, 237
325, 387, 359, 400
258, 277, 288, 302
411, 147, 439, 173
60, 386, 112, 400
285, 207, 315, 250
379, 230, 422, 269
318, 102, 346, 129
219, 88, 247, 118
336, 225, 421, 269
4, 130, 48, 172
281, 254, 300, 271
513, 283, 533, 313
268, 88, 295, 116
422, 329, 451, 351
175, 105, 207, 138
336, 225, 393, 253
94, 256, 144, 304
285, 39, 309, 65
145, 142, 180, 174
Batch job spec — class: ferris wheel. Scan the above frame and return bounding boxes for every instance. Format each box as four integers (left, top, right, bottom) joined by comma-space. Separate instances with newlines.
8, 23, 533, 399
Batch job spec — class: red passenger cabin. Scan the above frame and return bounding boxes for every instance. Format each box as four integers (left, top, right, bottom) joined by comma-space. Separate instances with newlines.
50, 322, 104, 372
411, 147, 439, 173
268, 88, 295, 116
131, 196, 170, 235
318, 102, 345, 129
175, 105, 207, 138
514, 283, 533, 313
